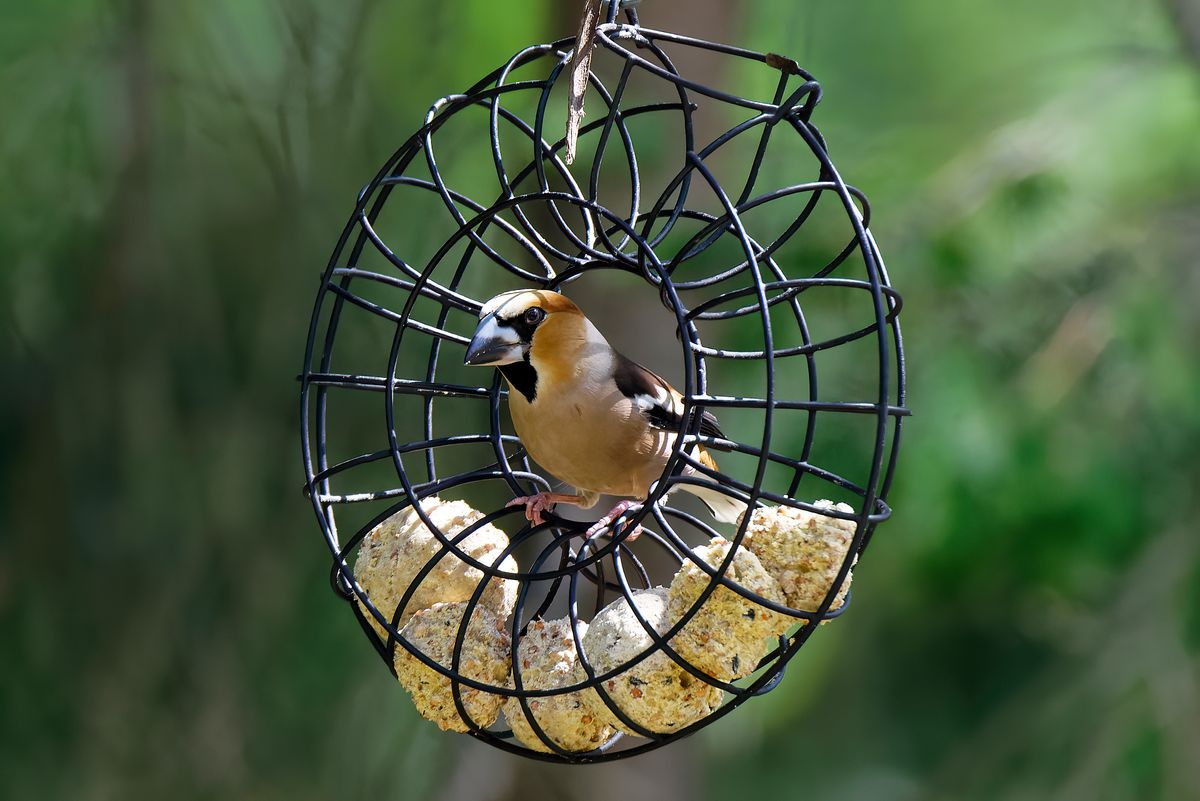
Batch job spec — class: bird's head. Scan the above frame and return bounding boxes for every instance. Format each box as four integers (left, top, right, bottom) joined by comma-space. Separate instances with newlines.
463, 289, 586, 367
464, 290, 598, 402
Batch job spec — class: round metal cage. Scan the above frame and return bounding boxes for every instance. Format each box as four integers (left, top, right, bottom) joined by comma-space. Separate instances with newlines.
300, 3, 906, 764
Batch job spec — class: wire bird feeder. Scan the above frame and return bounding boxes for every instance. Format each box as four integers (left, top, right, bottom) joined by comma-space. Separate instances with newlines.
300, 0, 906, 763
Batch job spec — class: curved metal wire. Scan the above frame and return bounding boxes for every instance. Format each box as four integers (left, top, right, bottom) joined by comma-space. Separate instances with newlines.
299, 2, 907, 764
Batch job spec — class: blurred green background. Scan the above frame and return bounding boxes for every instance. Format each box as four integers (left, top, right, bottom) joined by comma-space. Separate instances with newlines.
3, 1, 1199, 799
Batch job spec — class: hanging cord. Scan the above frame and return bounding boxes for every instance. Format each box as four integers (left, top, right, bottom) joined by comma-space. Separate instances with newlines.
607, 0, 641, 25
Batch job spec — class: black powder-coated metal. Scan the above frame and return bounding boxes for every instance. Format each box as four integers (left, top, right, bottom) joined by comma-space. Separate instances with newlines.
300, 1, 907, 763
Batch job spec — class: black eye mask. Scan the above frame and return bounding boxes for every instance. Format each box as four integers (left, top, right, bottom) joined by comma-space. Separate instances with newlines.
497, 307, 544, 345
493, 309, 543, 402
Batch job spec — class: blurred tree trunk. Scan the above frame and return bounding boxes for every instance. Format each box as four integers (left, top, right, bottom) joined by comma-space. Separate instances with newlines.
1161, 0, 1200, 68
441, 734, 701, 801
439, 2, 736, 796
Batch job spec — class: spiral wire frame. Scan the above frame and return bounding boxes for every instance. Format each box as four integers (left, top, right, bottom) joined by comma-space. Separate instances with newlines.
300, 4, 907, 763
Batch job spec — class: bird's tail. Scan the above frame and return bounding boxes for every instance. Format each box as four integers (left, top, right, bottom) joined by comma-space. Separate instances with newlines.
679, 482, 749, 525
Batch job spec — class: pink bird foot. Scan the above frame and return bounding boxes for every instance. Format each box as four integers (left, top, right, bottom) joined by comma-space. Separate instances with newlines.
507, 492, 586, 526
585, 499, 645, 542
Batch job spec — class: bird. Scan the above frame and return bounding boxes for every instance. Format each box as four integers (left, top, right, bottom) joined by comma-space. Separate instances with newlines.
463, 288, 746, 540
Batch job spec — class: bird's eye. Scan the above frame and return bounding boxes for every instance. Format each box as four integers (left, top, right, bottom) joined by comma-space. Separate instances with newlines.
523, 307, 546, 326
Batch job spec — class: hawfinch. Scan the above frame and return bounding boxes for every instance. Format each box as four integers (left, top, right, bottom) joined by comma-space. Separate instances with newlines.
464, 289, 745, 539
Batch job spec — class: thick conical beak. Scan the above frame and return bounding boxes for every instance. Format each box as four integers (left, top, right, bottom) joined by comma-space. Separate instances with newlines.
464, 313, 524, 366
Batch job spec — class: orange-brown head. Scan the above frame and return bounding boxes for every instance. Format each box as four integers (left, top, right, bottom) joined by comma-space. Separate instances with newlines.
464, 289, 595, 401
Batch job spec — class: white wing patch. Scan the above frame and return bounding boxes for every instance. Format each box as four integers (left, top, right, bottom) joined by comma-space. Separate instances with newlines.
632, 393, 660, 415
632, 384, 682, 431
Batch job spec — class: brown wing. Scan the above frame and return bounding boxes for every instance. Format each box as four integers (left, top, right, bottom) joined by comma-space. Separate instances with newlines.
611, 353, 728, 446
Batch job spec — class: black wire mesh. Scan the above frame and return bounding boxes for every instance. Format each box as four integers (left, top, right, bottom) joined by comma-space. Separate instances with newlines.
300, 2, 906, 763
